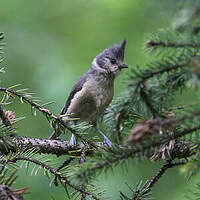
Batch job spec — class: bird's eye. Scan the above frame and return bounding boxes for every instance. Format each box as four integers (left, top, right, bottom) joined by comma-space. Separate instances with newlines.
110, 58, 117, 64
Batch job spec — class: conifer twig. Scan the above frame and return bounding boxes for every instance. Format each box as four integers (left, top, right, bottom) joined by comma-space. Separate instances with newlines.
134, 63, 185, 87
6, 156, 100, 200
80, 144, 87, 200
144, 160, 186, 194
146, 40, 200, 49
54, 157, 74, 186
132, 160, 187, 199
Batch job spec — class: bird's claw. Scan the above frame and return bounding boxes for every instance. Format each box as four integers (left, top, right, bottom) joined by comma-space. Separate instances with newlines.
103, 136, 112, 147
69, 134, 76, 146
95, 127, 112, 147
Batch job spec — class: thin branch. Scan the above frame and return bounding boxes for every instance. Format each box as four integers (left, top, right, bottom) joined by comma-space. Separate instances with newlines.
0, 87, 50, 116
56, 157, 74, 172
7, 156, 100, 200
139, 85, 159, 117
54, 157, 74, 186
146, 40, 200, 49
144, 160, 186, 193
134, 63, 185, 87
132, 160, 187, 199
80, 144, 87, 200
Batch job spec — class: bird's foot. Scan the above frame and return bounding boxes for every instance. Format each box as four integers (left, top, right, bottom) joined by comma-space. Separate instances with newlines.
95, 127, 112, 147
69, 134, 76, 146
103, 136, 112, 147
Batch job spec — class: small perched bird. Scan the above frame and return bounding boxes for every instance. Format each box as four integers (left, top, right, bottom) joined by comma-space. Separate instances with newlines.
50, 40, 128, 146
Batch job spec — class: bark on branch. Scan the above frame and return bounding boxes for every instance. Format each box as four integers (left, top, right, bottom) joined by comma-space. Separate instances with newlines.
0, 136, 105, 156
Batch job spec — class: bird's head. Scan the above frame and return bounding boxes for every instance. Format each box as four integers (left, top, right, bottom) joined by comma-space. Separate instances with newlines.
92, 40, 128, 77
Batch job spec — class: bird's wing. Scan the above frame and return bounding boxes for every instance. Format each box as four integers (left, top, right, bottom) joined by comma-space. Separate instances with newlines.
60, 73, 89, 115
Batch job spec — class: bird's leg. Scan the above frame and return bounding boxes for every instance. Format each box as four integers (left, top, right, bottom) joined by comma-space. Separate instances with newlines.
95, 127, 112, 147
69, 120, 78, 146
69, 133, 76, 146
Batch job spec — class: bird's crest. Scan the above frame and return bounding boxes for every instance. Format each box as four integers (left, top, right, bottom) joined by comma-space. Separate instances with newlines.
104, 39, 127, 61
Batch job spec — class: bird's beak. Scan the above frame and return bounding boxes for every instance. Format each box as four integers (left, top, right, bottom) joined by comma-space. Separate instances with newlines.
119, 64, 128, 69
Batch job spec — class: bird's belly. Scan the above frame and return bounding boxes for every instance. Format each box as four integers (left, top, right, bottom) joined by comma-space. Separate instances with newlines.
81, 88, 113, 123
66, 78, 113, 123
96, 89, 112, 108
93, 86, 113, 115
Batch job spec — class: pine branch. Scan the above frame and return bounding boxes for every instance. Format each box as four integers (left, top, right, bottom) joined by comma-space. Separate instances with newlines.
146, 40, 200, 49
0, 87, 97, 148
2, 136, 106, 156
143, 160, 187, 195
6, 156, 100, 200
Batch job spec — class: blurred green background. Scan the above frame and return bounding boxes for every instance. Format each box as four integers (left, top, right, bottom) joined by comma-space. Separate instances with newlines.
0, 1, 196, 199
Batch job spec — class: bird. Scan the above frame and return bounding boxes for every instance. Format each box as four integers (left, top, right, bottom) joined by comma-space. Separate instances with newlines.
49, 39, 128, 147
